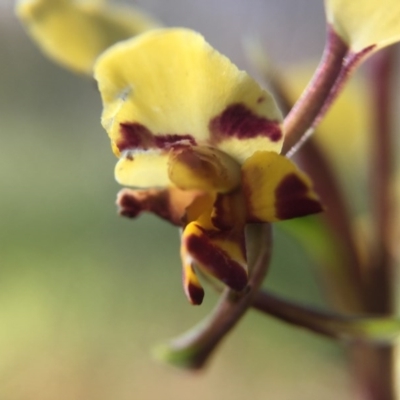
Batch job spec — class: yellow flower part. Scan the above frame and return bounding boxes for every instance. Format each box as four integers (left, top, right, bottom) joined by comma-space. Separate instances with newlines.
180, 193, 248, 304
325, 0, 400, 53
95, 28, 283, 164
168, 147, 241, 193
242, 151, 322, 223
115, 150, 171, 188
98, 28, 323, 305
16, 0, 159, 75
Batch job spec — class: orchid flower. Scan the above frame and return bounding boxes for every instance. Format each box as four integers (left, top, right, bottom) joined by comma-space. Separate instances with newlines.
16, 1, 400, 392
94, 28, 322, 304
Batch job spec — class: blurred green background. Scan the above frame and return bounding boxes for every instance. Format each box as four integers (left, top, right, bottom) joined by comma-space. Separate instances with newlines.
0, 1, 351, 399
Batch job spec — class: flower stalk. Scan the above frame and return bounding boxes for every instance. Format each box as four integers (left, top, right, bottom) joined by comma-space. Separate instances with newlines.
282, 28, 375, 157
154, 224, 272, 369
252, 290, 400, 343
282, 27, 348, 156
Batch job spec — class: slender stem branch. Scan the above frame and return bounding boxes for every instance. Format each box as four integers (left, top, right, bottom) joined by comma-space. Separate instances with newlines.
155, 224, 272, 369
252, 290, 400, 343
282, 27, 348, 155
283, 28, 375, 157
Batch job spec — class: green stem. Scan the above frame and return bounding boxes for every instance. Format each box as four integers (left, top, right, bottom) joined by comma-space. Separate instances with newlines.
252, 290, 400, 343
154, 224, 272, 369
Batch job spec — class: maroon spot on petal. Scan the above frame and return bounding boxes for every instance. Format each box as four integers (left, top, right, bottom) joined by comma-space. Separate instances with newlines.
201, 226, 247, 262
117, 123, 197, 152
209, 103, 282, 142
186, 280, 205, 305
118, 123, 154, 152
211, 194, 233, 231
275, 173, 323, 220
186, 234, 247, 291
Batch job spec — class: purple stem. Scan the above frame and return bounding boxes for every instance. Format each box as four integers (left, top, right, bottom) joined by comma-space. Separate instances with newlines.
282, 26, 348, 155
283, 27, 375, 157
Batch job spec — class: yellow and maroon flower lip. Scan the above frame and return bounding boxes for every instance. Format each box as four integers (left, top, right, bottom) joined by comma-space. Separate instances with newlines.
95, 28, 323, 305
181, 220, 248, 304
16, 0, 159, 75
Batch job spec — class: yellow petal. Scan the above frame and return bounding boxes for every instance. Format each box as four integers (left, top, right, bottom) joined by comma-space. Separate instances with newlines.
325, 0, 400, 53
16, 0, 159, 75
242, 151, 323, 222
185, 192, 216, 228
168, 146, 241, 194
181, 221, 247, 292
115, 150, 171, 188
94, 28, 283, 164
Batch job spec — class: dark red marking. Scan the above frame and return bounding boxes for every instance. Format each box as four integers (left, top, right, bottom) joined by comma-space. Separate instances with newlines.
209, 103, 281, 142
275, 173, 323, 220
118, 123, 153, 151
186, 234, 247, 291
257, 96, 266, 104
186, 281, 205, 305
211, 194, 234, 231
116, 189, 182, 226
198, 224, 247, 262
117, 122, 196, 152
211, 191, 245, 231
